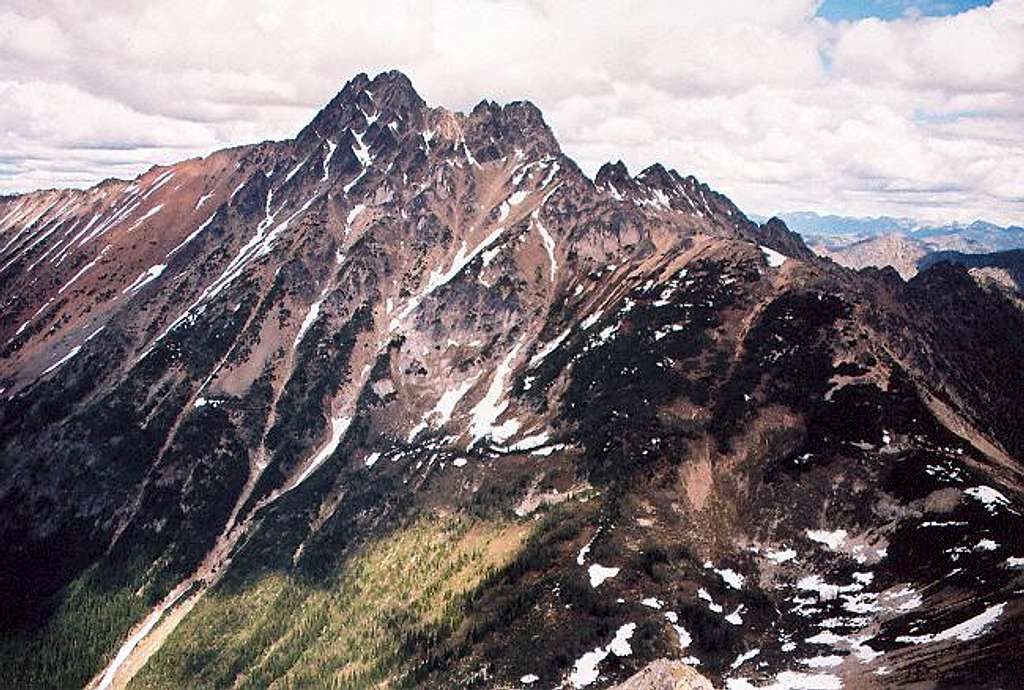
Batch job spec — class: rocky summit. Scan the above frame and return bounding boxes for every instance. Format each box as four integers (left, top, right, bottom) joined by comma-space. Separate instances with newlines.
1, 71, 1022, 690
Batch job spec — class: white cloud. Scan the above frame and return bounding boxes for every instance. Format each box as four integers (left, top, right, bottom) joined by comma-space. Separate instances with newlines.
1, 0, 1022, 225
831, 2, 1024, 92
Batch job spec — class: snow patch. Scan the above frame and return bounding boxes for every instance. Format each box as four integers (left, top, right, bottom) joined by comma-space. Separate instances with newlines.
391, 226, 508, 330
285, 156, 309, 182
504, 432, 551, 452
59, 245, 110, 294
94, 589, 186, 690
127, 203, 163, 232
726, 672, 843, 690
529, 328, 571, 368
468, 345, 521, 445
759, 245, 788, 268
346, 204, 365, 227
588, 563, 620, 588
965, 486, 1014, 514
577, 529, 600, 566
799, 656, 842, 669
194, 192, 214, 210
433, 375, 481, 425
974, 539, 998, 551
322, 139, 338, 181
533, 212, 558, 281
731, 648, 760, 670
530, 444, 565, 456
896, 603, 1005, 645
705, 561, 745, 589
294, 296, 326, 349
766, 548, 797, 564
123, 264, 166, 295
568, 623, 635, 688
806, 529, 847, 550
608, 623, 635, 656
580, 310, 603, 330
141, 170, 174, 200
664, 611, 693, 651
293, 414, 352, 487
805, 630, 881, 663
725, 605, 746, 625
42, 345, 82, 376
698, 587, 724, 613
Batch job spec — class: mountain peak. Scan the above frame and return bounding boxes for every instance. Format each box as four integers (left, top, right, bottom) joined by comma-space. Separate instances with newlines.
462, 96, 561, 161
367, 69, 425, 112
297, 71, 560, 163
595, 160, 630, 188
636, 162, 674, 188
298, 70, 426, 142
756, 216, 816, 261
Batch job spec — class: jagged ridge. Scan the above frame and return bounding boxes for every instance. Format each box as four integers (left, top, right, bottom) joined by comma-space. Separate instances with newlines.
0, 71, 1022, 690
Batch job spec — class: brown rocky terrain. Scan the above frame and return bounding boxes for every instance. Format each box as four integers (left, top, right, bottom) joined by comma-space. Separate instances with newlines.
1, 71, 1022, 690
809, 233, 929, 279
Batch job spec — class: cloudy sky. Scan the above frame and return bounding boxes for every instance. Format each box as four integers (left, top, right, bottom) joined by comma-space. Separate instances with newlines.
1, 0, 1021, 224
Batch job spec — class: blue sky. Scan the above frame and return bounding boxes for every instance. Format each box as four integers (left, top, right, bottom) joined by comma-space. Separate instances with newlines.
817, 0, 993, 20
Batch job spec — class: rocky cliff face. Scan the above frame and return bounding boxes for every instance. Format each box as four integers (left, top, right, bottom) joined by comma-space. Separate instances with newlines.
809, 233, 930, 279
1, 71, 1022, 690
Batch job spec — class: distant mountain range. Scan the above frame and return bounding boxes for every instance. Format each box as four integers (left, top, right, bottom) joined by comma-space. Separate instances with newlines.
752, 211, 1024, 278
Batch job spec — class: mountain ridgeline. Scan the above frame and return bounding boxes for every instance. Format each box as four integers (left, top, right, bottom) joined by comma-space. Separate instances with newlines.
1, 71, 1022, 690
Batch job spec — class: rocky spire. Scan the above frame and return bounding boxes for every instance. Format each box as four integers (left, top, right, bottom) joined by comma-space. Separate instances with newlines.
756, 216, 817, 261
367, 70, 426, 118
297, 70, 427, 144
595, 160, 631, 190
463, 97, 562, 162
636, 162, 675, 189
